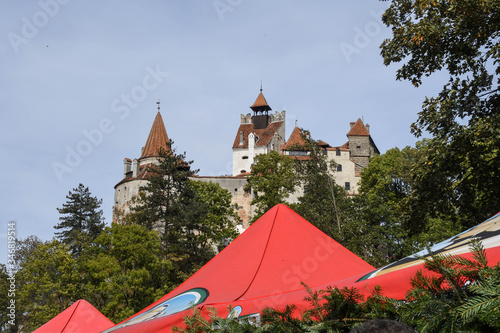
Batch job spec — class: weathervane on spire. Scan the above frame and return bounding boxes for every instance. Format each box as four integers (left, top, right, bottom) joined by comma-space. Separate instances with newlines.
260, 81, 263, 92
157, 99, 160, 112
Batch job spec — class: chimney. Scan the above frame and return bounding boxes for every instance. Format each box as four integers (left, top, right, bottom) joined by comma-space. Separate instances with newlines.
350, 122, 355, 129
123, 158, 132, 176
365, 123, 370, 134
132, 158, 139, 178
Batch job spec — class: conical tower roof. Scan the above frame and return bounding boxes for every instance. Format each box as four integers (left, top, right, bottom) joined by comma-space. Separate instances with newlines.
140, 112, 170, 159
347, 118, 370, 136
250, 89, 271, 112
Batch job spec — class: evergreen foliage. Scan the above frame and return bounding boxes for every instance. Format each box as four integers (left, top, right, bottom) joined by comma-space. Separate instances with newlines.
128, 140, 239, 283
290, 132, 387, 266
54, 183, 105, 257
291, 134, 349, 241
398, 239, 500, 332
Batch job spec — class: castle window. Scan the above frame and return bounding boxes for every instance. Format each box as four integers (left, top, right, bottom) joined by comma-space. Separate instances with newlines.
337, 164, 342, 172
336, 149, 341, 156
242, 156, 249, 159
356, 145, 361, 149
240, 170, 246, 174
345, 182, 350, 190
239, 131, 244, 145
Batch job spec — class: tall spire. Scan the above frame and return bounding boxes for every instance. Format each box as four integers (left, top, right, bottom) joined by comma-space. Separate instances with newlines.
140, 106, 170, 159
250, 85, 271, 112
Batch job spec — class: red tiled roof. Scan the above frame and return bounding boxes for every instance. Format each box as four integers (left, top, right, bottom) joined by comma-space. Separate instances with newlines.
250, 91, 271, 111
347, 118, 369, 136
282, 127, 307, 150
232, 121, 284, 149
140, 112, 170, 159
317, 140, 331, 147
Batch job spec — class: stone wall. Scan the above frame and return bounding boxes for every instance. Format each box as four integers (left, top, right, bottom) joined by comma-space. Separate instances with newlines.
195, 176, 254, 228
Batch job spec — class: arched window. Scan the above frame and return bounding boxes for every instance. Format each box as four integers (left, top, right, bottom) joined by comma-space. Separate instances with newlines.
239, 131, 244, 145
337, 164, 342, 172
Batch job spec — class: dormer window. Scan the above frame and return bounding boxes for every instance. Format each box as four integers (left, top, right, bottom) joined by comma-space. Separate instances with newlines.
239, 131, 244, 145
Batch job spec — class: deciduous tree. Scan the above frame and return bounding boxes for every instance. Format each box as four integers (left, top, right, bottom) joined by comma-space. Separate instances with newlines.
381, 0, 500, 226
84, 223, 172, 323
15, 240, 80, 332
245, 150, 298, 221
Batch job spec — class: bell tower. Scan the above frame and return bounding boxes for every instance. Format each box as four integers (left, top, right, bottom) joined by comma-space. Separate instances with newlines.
249, 86, 272, 130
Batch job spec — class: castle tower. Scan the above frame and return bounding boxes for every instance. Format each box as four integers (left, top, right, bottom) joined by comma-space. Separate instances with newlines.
113, 104, 171, 223
346, 118, 379, 174
232, 89, 286, 176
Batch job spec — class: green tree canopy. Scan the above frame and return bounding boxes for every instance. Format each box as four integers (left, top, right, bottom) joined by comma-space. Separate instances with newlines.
15, 239, 80, 332
84, 223, 171, 323
0, 264, 11, 331
54, 183, 105, 257
381, 0, 500, 226
245, 150, 299, 221
190, 180, 240, 253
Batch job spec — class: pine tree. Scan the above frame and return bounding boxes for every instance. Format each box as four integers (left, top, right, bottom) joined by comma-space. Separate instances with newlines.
128, 141, 238, 282
291, 133, 351, 242
54, 183, 105, 257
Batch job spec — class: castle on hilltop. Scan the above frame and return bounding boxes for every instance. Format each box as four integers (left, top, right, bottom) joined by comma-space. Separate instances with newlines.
113, 90, 379, 227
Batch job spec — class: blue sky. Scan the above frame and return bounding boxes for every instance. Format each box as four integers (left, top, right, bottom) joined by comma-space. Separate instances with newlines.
0, 1, 443, 263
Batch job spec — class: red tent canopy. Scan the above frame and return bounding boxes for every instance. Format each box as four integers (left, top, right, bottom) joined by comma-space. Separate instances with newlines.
105, 204, 374, 332
105, 206, 500, 332
34, 299, 114, 333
